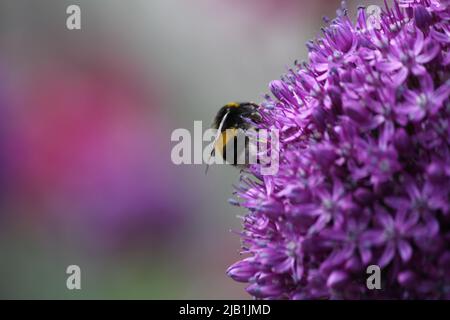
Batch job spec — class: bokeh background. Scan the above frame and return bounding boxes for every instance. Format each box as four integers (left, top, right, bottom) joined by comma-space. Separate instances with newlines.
0, 0, 385, 299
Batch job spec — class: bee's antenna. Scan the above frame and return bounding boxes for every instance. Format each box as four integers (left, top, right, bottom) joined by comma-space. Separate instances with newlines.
205, 110, 230, 175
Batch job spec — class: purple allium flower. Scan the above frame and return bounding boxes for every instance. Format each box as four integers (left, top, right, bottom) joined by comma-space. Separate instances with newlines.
227, 0, 450, 299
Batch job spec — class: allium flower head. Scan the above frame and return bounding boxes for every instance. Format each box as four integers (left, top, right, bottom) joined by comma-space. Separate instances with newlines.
227, 0, 450, 299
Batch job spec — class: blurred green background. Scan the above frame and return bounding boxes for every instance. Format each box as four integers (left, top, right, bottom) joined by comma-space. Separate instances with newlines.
0, 0, 384, 299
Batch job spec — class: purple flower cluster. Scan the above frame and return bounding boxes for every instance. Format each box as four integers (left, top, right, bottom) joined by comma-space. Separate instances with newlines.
227, 0, 450, 299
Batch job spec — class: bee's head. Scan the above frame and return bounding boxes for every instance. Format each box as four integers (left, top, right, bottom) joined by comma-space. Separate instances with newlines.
234, 102, 261, 125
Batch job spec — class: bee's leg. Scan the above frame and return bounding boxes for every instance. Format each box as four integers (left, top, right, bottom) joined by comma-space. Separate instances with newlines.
205, 148, 215, 175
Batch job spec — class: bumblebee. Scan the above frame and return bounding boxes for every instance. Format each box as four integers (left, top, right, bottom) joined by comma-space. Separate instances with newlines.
206, 102, 261, 173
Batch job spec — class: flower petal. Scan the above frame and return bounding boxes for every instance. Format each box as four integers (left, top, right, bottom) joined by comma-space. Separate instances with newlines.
378, 242, 395, 267
397, 239, 413, 263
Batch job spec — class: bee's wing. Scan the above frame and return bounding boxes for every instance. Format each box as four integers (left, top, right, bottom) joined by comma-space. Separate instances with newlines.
205, 110, 230, 175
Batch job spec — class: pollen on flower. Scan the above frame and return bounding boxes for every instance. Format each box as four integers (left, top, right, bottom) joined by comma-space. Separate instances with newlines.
227, 0, 450, 299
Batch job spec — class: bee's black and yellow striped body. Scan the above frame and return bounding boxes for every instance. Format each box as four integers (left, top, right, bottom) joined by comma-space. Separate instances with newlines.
210, 102, 260, 168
